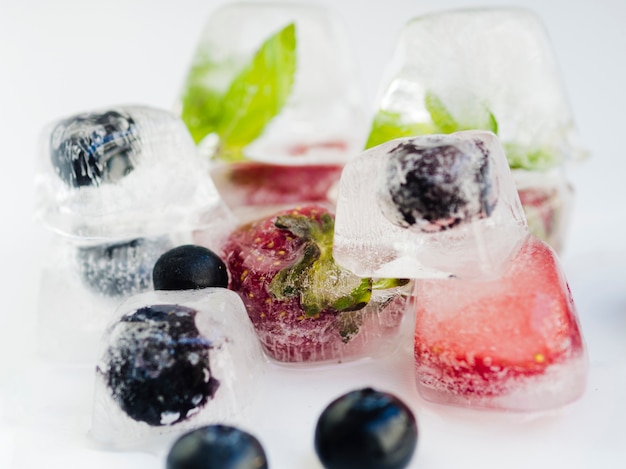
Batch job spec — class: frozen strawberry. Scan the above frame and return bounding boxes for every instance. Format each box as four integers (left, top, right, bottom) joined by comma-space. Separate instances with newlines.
212, 162, 343, 207
414, 235, 586, 410
222, 205, 409, 363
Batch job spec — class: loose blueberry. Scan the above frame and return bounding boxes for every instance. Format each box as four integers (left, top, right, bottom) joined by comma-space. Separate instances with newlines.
153, 245, 229, 291
50, 109, 140, 187
100, 304, 219, 426
314, 388, 417, 469
166, 424, 268, 469
379, 139, 495, 232
77, 237, 172, 297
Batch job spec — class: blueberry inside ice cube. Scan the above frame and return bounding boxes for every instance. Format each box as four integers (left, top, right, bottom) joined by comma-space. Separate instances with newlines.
50, 110, 140, 187
100, 304, 220, 426
378, 138, 496, 232
77, 237, 172, 297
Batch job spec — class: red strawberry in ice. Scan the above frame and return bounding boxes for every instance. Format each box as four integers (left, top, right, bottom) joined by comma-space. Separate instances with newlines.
211, 162, 343, 207
518, 186, 568, 253
414, 235, 586, 410
222, 205, 409, 363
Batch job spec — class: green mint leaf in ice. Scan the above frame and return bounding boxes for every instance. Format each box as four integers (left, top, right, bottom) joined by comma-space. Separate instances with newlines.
365, 92, 497, 150
215, 23, 297, 162
365, 110, 436, 149
504, 143, 559, 170
180, 60, 225, 144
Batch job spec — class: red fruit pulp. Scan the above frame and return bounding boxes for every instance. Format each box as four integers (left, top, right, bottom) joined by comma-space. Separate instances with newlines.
414, 235, 584, 400
213, 162, 344, 207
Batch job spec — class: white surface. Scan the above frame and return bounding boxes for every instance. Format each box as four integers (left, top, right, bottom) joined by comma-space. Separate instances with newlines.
1, 0, 625, 468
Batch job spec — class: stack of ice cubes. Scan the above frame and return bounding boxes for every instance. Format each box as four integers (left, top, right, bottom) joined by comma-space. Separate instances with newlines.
34, 106, 228, 361
365, 8, 587, 252
333, 130, 587, 411
178, 3, 367, 215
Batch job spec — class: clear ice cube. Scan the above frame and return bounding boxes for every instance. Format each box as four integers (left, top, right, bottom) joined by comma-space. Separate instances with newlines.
37, 235, 176, 362
413, 235, 587, 411
35, 105, 226, 240
179, 3, 366, 210
366, 7, 587, 251
91, 289, 265, 449
333, 131, 528, 280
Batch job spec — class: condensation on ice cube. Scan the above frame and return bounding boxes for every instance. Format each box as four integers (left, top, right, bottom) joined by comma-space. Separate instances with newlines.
37, 235, 177, 362
35, 105, 227, 240
333, 131, 528, 280
91, 289, 265, 449
413, 235, 587, 412
368, 7, 587, 166
178, 3, 367, 165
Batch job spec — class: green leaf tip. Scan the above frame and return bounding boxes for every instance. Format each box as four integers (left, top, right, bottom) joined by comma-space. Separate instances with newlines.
181, 23, 298, 160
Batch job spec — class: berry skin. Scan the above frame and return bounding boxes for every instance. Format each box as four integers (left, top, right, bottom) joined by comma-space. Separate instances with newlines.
100, 304, 219, 426
222, 205, 408, 363
166, 425, 268, 469
77, 237, 172, 297
315, 388, 418, 469
379, 138, 496, 232
153, 245, 229, 291
50, 109, 140, 187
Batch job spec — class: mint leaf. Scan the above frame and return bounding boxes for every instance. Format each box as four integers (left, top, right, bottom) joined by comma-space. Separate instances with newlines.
365, 92, 498, 150
180, 61, 225, 144
216, 23, 297, 161
365, 110, 436, 149
424, 92, 459, 133
504, 143, 560, 170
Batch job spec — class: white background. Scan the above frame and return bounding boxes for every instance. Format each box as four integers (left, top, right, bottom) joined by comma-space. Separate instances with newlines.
1, 0, 625, 467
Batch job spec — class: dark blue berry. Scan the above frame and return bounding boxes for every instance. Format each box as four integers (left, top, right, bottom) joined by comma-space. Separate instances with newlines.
153, 245, 229, 291
77, 237, 172, 297
381, 139, 495, 232
166, 425, 268, 469
314, 388, 417, 469
100, 304, 219, 426
50, 110, 140, 187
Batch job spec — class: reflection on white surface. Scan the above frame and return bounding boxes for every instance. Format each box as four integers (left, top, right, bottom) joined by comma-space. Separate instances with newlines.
1, 0, 626, 468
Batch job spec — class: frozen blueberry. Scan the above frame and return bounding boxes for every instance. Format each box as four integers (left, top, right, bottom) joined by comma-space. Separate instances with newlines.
379, 139, 495, 232
50, 109, 140, 187
314, 388, 417, 469
100, 304, 220, 426
77, 237, 172, 297
166, 425, 268, 469
153, 245, 229, 291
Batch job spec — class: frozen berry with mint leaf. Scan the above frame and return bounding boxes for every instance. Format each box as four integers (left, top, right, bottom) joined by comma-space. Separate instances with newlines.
153, 245, 229, 291
50, 109, 140, 187
166, 424, 268, 469
76, 236, 172, 297
315, 388, 418, 469
99, 304, 219, 426
222, 205, 408, 363
379, 137, 496, 232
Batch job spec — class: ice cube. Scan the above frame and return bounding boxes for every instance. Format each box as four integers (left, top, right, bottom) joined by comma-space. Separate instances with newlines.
91, 289, 265, 449
221, 204, 412, 364
365, 8, 587, 251
413, 234, 587, 411
179, 3, 366, 210
37, 235, 175, 362
333, 131, 528, 280
35, 105, 226, 240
